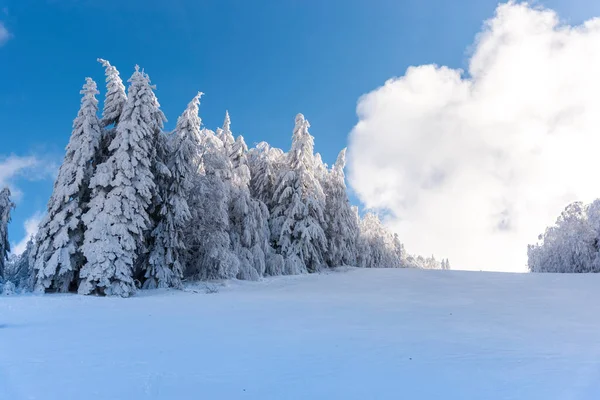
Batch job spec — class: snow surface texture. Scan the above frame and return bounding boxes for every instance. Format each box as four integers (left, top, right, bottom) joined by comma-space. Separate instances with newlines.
2, 268, 600, 399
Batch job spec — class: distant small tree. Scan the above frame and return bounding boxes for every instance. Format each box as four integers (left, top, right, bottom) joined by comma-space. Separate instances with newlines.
7, 238, 35, 290
358, 212, 401, 268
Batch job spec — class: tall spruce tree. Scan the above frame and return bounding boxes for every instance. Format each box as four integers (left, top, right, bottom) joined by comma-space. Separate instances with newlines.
227, 132, 271, 280
248, 142, 284, 208
33, 78, 103, 292
323, 149, 359, 267
143, 98, 171, 287
248, 142, 288, 276
271, 114, 327, 274
97, 59, 127, 164
145, 93, 203, 288
97, 58, 127, 128
185, 129, 239, 280
79, 66, 164, 297
216, 111, 234, 152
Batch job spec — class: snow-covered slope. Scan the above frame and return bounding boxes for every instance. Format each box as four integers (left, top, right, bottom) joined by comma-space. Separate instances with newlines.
2, 268, 600, 399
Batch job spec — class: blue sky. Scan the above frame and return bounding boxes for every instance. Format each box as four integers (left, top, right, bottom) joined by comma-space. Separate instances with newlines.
0, 0, 598, 253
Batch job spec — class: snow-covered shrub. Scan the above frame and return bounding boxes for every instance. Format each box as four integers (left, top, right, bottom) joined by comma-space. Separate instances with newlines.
265, 253, 285, 276
2, 280, 16, 296
204, 283, 220, 294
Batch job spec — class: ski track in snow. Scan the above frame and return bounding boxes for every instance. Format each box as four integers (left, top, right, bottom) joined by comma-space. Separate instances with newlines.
2, 268, 600, 399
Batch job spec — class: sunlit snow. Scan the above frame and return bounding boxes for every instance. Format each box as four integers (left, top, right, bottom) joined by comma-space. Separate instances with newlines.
2, 268, 599, 399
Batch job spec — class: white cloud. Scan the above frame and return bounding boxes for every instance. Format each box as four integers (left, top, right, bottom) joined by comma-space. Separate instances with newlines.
12, 211, 44, 255
0, 155, 39, 201
348, 2, 600, 272
0, 21, 11, 46
0, 155, 40, 186
0, 155, 56, 201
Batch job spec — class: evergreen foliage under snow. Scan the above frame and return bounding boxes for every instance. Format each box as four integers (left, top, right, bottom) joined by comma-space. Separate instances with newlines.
32, 78, 103, 293
271, 114, 328, 274
97, 58, 127, 128
528, 201, 600, 273
0, 187, 14, 280
322, 149, 359, 268
79, 67, 165, 296
18, 60, 450, 296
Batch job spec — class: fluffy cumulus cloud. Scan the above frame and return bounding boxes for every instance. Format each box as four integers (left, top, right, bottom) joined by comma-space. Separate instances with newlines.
348, 2, 600, 272
0, 154, 57, 253
0, 155, 56, 200
0, 155, 40, 195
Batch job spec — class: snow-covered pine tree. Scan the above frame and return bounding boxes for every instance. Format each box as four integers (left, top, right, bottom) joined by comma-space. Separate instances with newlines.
0, 187, 14, 280
142, 90, 171, 288
79, 66, 163, 297
527, 201, 597, 273
145, 93, 203, 289
313, 153, 328, 185
7, 238, 34, 290
357, 212, 402, 268
322, 148, 359, 268
392, 233, 407, 267
441, 259, 451, 270
230, 135, 247, 171
97, 59, 127, 164
425, 256, 442, 269
185, 128, 239, 280
247, 141, 285, 207
357, 213, 375, 268
32, 78, 103, 293
352, 206, 371, 268
97, 59, 127, 128
216, 111, 235, 153
227, 131, 271, 280
271, 114, 327, 274
247, 142, 288, 276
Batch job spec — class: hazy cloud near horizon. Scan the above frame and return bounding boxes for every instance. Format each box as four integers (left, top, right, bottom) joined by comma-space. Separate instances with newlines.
0, 154, 57, 253
348, 2, 600, 272
12, 212, 43, 255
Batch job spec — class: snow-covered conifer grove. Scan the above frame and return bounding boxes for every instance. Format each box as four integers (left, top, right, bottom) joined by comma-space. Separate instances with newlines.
528, 201, 600, 273
2, 61, 450, 296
